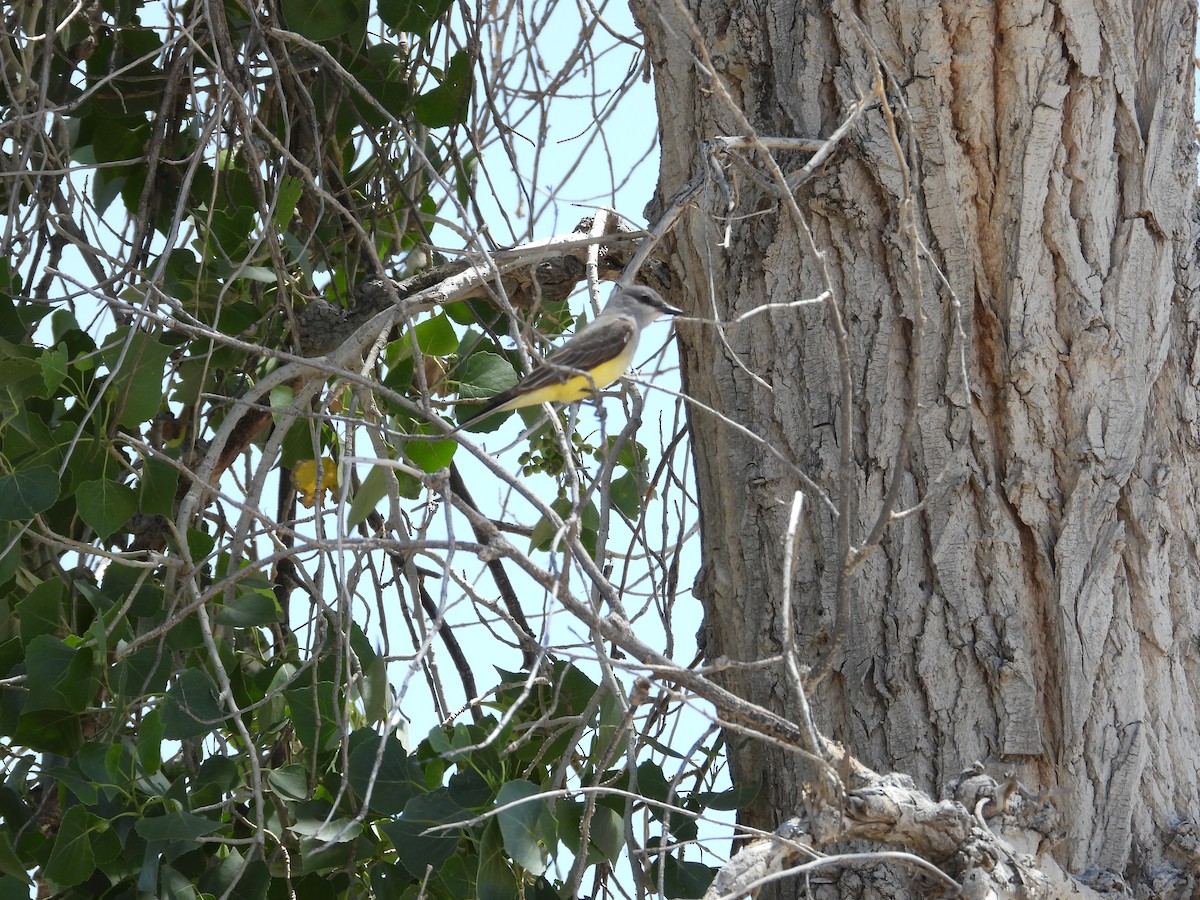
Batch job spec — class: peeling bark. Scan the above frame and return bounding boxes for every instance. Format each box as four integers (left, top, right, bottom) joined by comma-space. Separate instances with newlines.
637, 1, 1200, 895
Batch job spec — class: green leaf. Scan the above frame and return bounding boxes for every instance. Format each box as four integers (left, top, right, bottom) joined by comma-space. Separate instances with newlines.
404, 437, 455, 473
23, 634, 97, 713
281, 0, 363, 41
453, 351, 519, 431
93, 169, 125, 217
347, 731, 424, 816
382, 791, 465, 880
495, 781, 547, 876
214, 592, 282, 627
447, 766, 491, 810
557, 800, 622, 865
50, 309, 81, 344
456, 351, 518, 400
137, 708, 165, 773
443, 300, 479, 326
379, 0, 453, 35
0, 523, 20, 588
269, 384, 296, 425
368, 863, 410, 900
61, 433, 105, 493
0, 291, 47, 344
412, 314, 458, 355
455, 151, 478, 208
349, 623, 390, 722
198, 849, 271, 900
43, 805, 95, 887
38, 344, 68, 395
0, 832, 29, 882
204, 205, 256, 260
529, 497, 599, 555
103, 562, 165, 619
636, 760, 696, 842
661, 856, 717, 899
286, 680, 339, 752
0, 464, 60, 521
162, 669, 224, 740
134, 810, 221, 842
87, 810, 121, 870
16, 579, 64, 645
112, 643, 171, 702
100, 327, 172, 428
234, 265, 277, 284
1, 404, 56, 463
475, 819, 516, 900
554, 660, 599, 710
76, 477, 137, 540
38, 764, 97, 806
414, 51, 473, 128
0, 338, 40, 369
587, 803, 624, 863
609, 471, 642, 519
636, 760, 670, 804
347, 463, 390, 528
0, 361, 43, 417
11, 709, 83, 755
350, 43, 414, 125
139, 456, 179, 517
292, 801, 361, 842
186, 527, 215, 562
267, 764, 309, 802
280, 419, 321, 469
694, 777, 761, 811
273, 175, 304, 228
194, 756, 240, 796
297, 838, 356, 876
135, 842, 159, 895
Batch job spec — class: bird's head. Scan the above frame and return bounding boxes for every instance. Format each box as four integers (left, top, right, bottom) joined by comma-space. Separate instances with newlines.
614, 285, 683, 326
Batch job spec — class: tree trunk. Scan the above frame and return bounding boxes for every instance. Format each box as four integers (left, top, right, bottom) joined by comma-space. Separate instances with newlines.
637, 1, 1200, 895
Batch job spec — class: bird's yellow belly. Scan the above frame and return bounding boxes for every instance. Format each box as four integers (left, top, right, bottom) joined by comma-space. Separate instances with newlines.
512, 350, 633, 409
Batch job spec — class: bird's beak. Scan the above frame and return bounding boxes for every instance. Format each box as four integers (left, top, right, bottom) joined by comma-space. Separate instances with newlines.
662, 302, 684, 317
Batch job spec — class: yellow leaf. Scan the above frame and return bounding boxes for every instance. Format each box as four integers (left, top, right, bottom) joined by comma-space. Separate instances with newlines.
292, 457, 339, 508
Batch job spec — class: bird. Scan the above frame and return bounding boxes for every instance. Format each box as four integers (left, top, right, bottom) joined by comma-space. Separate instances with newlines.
449, 284, 682, 434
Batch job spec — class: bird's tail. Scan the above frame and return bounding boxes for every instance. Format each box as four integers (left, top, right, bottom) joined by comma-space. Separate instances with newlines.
445, 391, 514, 436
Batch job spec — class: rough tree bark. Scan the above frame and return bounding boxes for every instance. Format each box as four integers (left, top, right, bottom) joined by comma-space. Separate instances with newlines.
636, 1, 1200, 896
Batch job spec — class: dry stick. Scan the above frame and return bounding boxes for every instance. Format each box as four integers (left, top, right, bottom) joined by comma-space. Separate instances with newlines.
447, 464, 539, 667
387, 547, 451, 720
429, 473, 847, 785
272, 463, 298, 656
314, 545, 480, 847
620, 172, 706, 283
416, 577, 481, 721
778, 492, 823, 759
357, 506, 482, 718
564, 680, 644, 899
613, 424, 689, 633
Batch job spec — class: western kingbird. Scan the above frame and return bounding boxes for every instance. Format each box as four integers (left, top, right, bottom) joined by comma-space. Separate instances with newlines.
450, 285, 682, 433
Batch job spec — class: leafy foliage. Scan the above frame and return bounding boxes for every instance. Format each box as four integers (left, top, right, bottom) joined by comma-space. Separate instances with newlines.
0, 0, 709, 897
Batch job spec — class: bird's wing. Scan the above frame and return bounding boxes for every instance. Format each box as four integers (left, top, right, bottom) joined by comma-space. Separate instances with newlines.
512, 315, 638, 393
449, 315, 637, 433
